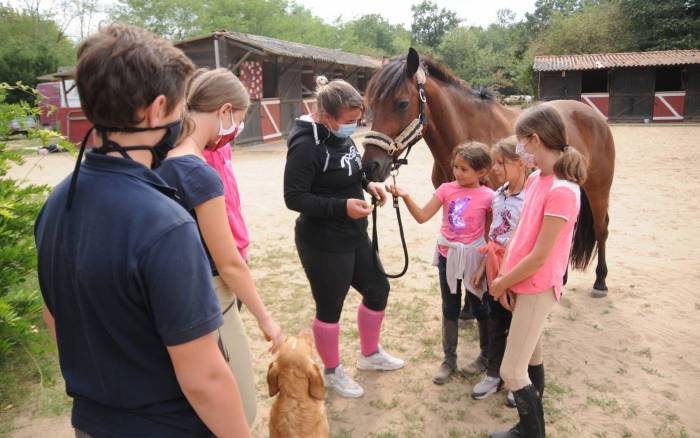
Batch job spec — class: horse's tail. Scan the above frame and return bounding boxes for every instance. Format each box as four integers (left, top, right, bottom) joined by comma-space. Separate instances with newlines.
570, 189, 597, 270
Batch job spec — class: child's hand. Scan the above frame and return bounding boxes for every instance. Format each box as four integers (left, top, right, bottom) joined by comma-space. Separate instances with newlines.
471, 269, 485, 291
490, 276, 506, 298
498, 290, 516, 312
347, 198, 373, 219
385, 183, 408, 199
258, 315, 284, 353
366, 182, 387, 207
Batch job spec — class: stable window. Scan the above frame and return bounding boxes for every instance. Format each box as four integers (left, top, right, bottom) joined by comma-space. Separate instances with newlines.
581, 70, 608, 93
655, 67, 684, 91
357, 72, 367, 93
302, 66, 315, 97
262, 62, 278, 98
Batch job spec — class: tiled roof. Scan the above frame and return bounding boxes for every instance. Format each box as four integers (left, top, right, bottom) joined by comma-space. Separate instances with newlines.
176, 31, 382, 69
533, 50, 700, 71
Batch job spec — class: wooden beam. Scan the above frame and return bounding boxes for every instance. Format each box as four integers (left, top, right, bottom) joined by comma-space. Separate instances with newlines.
226, 39, 266, 56
231, 51, 253, 72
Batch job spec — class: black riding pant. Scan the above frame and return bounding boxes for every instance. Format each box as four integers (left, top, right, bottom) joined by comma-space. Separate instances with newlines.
296, 234, 390, 323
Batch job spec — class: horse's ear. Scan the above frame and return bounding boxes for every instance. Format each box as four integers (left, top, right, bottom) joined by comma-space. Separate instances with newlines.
406, 47, 420, 77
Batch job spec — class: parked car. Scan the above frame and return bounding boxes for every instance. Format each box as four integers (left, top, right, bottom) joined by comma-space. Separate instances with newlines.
9, 116, 37, 136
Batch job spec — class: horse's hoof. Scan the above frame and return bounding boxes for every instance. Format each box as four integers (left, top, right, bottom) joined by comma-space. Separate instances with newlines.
590, 287, 608, 298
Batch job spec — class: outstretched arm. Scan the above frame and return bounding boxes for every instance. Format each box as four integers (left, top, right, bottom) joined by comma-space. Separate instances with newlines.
196, 196, 283, 353
387, 184, 442, 224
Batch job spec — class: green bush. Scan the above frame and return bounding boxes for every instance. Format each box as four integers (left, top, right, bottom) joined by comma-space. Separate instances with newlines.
0, 82, 71, 362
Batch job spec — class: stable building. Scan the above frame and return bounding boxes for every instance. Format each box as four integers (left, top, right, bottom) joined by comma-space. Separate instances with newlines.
174, 31, 382, 144
534, 50, 700, 122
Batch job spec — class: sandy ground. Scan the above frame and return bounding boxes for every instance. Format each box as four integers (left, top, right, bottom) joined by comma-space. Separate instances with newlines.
5, 125, 700, 437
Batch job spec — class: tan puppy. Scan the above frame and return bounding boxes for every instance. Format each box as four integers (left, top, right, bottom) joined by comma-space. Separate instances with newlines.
267, 329, 329, 438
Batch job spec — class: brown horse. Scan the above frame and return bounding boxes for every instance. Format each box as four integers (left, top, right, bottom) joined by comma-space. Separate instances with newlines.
361, 48, 615, 294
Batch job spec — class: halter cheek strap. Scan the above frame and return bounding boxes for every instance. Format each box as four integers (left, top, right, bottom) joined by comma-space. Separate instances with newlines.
363, 67, 427, 156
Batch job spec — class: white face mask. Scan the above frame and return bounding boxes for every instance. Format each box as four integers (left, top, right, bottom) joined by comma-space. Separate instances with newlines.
516, 142, 536, 168
218, 111, 236, 136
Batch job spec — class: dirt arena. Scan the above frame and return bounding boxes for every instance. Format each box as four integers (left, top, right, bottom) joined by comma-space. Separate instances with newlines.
6, 124, 700, 437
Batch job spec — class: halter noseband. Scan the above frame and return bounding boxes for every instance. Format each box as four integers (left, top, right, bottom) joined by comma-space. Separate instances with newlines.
363, 67, 427, 158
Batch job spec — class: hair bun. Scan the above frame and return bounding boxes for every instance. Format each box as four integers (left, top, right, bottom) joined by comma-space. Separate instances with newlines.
315, 75, 329, 88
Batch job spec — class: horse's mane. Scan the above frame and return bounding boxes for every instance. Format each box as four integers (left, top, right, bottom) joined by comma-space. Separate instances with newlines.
366, 55, 494, 105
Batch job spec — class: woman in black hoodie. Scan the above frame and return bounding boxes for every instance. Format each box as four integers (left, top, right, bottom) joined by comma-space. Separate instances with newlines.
284, 76, 404, 398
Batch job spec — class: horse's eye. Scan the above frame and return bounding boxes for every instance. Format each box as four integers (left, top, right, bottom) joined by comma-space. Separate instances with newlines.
396, 100, 409, 111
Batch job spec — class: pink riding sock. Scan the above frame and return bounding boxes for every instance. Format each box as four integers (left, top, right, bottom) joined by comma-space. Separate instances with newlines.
357, 303, 385, 357
312, 318, 340, 369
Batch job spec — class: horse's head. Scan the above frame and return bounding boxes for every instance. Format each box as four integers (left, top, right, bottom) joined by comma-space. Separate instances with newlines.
362, 48, 427, 182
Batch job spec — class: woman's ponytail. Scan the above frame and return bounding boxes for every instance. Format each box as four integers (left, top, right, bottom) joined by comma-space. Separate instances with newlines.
554, 146, 587, 185
515, 104, 587, 185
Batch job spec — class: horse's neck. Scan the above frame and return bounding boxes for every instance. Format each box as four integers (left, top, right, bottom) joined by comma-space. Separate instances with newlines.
423, 82, 519, 183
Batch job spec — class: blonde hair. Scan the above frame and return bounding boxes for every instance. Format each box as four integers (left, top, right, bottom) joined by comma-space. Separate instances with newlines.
315, 75, 363, 118
515, 104, 587, 185
492, 135, 519, 162
181, 68, 250, 138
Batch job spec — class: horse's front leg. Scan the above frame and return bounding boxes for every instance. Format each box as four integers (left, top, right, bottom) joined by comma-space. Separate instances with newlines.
431, 162, 451, 189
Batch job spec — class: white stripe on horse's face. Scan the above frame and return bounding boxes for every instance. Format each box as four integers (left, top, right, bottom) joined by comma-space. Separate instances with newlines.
291, 338, 297, 350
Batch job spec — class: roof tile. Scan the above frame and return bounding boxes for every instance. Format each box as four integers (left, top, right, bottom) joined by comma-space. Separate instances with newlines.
533, 50, 700, 71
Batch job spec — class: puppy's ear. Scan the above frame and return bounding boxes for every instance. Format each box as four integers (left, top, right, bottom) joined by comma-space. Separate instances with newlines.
267, 361, 280, 397
306, 360, 325, 401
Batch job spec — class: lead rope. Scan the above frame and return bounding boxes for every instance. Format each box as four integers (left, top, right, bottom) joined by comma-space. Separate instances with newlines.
371, 145, 414, 278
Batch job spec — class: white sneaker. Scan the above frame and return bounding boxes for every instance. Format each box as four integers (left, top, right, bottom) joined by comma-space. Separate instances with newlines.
506, 390, 516, 408
356, 345, 405, 371
324, 364, 364, 398
471, 376, 502, 400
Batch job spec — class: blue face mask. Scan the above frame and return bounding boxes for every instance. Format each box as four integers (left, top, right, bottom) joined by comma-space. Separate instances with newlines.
333, 122, 357, 138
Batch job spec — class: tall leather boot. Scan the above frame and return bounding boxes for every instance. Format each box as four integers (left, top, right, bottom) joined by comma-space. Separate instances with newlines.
433, 318, 458, 384
528, 364, 545, 398
489, 384, 545, 438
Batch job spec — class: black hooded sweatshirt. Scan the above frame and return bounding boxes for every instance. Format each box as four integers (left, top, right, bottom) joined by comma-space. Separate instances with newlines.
284, 116, 369, 252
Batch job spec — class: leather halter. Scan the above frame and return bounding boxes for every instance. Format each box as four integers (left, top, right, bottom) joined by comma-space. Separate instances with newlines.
363, 67, 427, 158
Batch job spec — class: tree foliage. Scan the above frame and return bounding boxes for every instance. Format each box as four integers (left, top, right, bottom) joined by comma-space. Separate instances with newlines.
620, 0, 700, 50
0, 83, 72, 361
0, 6, 76, 103
410, 0, 460, 49
533, 2, 636, 55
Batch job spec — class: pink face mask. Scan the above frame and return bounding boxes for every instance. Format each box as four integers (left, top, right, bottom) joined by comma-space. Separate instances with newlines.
209, 112, 244, 151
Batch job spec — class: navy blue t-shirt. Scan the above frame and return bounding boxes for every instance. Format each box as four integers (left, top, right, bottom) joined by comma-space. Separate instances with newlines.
157, 155, 225, 276
34, 152, 223, 437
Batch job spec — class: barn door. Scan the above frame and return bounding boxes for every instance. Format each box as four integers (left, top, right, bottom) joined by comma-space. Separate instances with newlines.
608, 68, 655, 122
684, 66, 700, 122
539, 71, 582, 101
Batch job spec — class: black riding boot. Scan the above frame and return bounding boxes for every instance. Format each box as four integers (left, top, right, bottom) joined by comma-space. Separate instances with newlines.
434, 318, 458, 384
459, 300, 474, 320
478, 318, 489, 358
528, 364, 545, 398
490, 385, 545, 438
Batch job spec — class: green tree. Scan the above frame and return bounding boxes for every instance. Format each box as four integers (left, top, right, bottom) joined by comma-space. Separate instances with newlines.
620, 0, 700, 50
0, 6, 76, 103
524, 0, 594, 32
339, 14, 412, 57
410, 0, 460, 49
0, 83, 71, 361
533, 1, 636, 55
111, 0, 339, 45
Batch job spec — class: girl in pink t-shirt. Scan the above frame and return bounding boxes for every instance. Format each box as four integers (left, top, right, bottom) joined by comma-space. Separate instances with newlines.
203, 143, 250, 261
388, 142, 493, 385
489, 105, 586, 438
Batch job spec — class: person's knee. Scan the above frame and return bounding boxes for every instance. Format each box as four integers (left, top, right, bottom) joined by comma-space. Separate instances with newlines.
362, 286, 389, 311
316, 307, 342, 324
499, 362, 518, 388
442, 303, 460, 321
